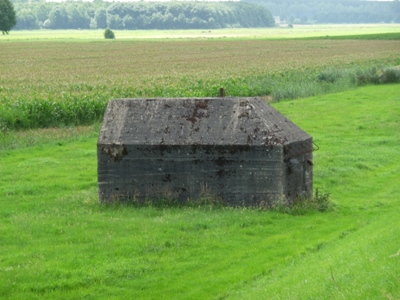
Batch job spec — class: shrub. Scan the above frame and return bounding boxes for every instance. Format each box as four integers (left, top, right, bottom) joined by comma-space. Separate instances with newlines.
354, 67, 380, 85
317, 68, 344, 83
104, 28, 115, 39
378, 67, 400, 84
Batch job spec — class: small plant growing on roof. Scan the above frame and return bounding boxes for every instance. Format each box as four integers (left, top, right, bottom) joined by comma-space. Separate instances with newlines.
104, 28, 115, 39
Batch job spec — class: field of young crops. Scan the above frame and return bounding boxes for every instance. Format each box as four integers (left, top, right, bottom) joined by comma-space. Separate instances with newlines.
1, 28, 400, 130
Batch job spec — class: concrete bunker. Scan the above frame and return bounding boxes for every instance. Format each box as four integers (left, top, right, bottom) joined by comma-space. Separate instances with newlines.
97, 97, 313, 206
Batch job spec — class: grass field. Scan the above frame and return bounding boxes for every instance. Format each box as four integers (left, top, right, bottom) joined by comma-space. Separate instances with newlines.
3, 24, 400, 41
1, 84, 399, 299
1, 26, 400, 298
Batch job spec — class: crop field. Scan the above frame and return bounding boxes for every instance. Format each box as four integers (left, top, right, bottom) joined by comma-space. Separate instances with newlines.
1, 28, 400, 130
1, 26, 400, 298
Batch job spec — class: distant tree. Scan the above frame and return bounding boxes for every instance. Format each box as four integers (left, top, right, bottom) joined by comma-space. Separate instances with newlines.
42, 19, 51, 29
392, 0, 400, 22
66, 5, 88, 29
163, 12, 174, 29
122, 14, 134, 29
34, 3, 50, 25
247, 0, 396, 24
104, 28, 115, 39
107, 14, 123, 29
0, 0, 17, 34
15, 9, 38, 30
48, 5, 68, 29
89, 17, 97, 29
94, 8, 107, 29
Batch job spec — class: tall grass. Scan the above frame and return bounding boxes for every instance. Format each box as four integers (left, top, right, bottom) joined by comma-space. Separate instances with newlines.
1, 65, 399, 131
0, 95, 105, 130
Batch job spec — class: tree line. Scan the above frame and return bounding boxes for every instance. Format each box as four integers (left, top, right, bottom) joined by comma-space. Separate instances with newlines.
12, 1, 275, 30
245, 0, 400, 24
1, 0, 16, 33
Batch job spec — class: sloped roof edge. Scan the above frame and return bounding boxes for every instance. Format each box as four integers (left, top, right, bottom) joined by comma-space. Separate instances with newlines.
98, 97, 311, 146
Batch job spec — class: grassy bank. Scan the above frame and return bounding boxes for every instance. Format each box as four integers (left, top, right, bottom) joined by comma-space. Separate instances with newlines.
1, 84, 399, 299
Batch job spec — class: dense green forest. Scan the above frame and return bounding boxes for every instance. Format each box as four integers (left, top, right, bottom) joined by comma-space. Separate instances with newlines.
8, 0, 400, 31
12, 1, 275, 30
246, 0, 400, 24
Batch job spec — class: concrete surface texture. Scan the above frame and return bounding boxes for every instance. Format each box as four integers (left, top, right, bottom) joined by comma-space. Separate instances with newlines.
98, 97, 313, 206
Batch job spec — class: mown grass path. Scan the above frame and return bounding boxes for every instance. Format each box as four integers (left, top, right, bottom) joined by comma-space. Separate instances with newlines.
0, 84, 399, 299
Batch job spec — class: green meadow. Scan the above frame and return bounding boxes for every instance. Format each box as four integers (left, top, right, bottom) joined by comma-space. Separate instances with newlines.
3, 24, 400, 41
1, 84, 399, 299
1, 26, 400, 298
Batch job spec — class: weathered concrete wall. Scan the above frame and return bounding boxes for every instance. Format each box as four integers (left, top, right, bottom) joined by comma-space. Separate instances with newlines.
98, 144, 285, 206
97, 97, 313, 206
284, 139, 314, 200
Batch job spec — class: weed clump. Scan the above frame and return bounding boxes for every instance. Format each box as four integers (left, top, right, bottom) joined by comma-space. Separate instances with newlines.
100, 189, 224, 210
271, 189, 334, 215
99, 189, 333, 214
352, 66, 400, 85
376, 67, 400, 84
